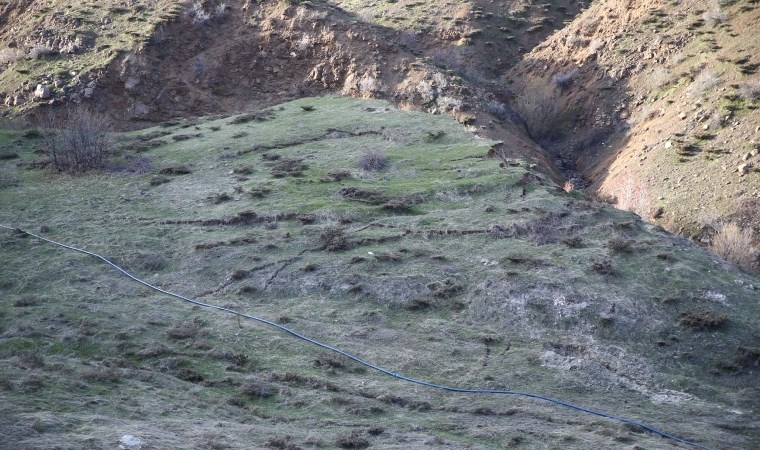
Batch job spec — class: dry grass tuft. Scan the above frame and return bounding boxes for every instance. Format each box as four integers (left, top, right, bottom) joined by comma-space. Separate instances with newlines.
680, 310, 729, 330
166, 320, 201, 339
357, 150, 389, 171
710, 222, 756, 271
336, 431, 370, 449
240, 377, 277, 398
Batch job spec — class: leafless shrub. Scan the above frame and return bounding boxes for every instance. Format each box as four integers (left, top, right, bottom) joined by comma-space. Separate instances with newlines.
320, 227, 352, 251
240, 377, 277, 398
16, 351, 45, 369
686, 70, 721, 97
427, 279, 464, 298
41, 108, 112, 174
0, 47, 23, 64
336, 431, 370, 449
710, 222, 756, 271
680, 310, 728, 330
13, 296, 38, 307
702, 2, 728, 26
190, 1, 211, 24
431, 47, 465, 70
357, 150, 388, 171
591, 259, 614, 275
313, 352, 346, 369
28, 44, 54, 59
214, 3, 227, 18
81, 367, 120, 383
166, 320, 201, 339
551, 69, 579, 90
607, 237, 635, 253
738, 82, 760, 102
562, 236, 583, 248
513, 81, 569, 143
489, 101, 524, 126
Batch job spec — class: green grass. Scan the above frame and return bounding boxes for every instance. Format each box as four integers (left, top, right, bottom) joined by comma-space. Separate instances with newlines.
1, 97, 759, 448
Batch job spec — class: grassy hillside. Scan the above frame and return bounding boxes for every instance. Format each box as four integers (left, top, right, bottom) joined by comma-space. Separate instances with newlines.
1, 97, 759, 448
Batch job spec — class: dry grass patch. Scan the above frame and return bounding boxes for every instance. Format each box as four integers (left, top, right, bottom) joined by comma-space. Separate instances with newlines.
710, 222, 756, 271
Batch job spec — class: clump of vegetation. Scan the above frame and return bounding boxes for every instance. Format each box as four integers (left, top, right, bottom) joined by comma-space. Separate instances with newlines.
150, 175, 170, 186
427, 279, 464, 298
190, 1, 227, 25
166, 320, 201, 339
339, 186, 388, 204
41, 108, 112, 174
738, 82, 760, 102
313, 352, 346, 369
327, 168, 352, 181
357, 150, 389, 171
240, 377, 277, 399
248, 187, 271, 198
735, 347, 760, 368
680, 310, 729, 330
335, 431, 370, 449
710, 222, 756, 271
591, 259, 614, 275
607, 237, 635, 253
562, 236, 583, 248
381, 197, 416, 212
271, 159, 308, 177
13, 297, 38, 307
320, 227, 352, 251
228, 110, 274, 125
0, 47, 24, 64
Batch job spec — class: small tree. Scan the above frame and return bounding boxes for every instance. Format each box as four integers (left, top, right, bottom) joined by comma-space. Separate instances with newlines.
42, 108, 112, 174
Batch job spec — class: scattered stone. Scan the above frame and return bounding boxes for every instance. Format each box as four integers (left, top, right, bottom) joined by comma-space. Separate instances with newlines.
664, 141, 673, 149
738, 163, 751, 175
678, 112, 687, 120
744, 152, 754, 161
119, 435, 143, 450
34, 84, 50, 100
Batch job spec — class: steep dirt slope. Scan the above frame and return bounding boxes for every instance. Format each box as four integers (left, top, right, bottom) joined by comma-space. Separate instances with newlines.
505, 0, 760, 260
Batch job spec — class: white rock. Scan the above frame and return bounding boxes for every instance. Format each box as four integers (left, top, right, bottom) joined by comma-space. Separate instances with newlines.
34, 84, 50, 99
119, 435, 143, 449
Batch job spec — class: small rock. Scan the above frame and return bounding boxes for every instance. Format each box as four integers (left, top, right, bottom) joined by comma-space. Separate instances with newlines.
738, 163, 751, 175
678, 112, 687, 120
744, 152, 753, 161
119, 435, 143, 450
664, 141, 673, 149
34, 84, 50, 100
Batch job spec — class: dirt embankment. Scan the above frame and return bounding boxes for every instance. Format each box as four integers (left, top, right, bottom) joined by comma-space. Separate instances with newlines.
92, 0, 567, 178
96, 1, 461, 123
505, 0, 760, 246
